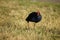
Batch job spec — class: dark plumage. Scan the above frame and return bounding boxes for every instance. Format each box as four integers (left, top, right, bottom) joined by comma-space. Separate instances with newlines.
26, 12, 42, 23
26, 11, 42, 27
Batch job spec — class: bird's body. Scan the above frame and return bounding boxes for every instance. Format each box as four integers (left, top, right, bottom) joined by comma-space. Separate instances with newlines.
26, 11, 42, 28
26, 12, 42, 23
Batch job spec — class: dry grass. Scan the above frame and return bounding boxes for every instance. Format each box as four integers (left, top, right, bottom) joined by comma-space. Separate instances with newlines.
0, 0, 60, 40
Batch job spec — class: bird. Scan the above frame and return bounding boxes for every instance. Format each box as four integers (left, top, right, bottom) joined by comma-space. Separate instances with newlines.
26, 11, 42, 28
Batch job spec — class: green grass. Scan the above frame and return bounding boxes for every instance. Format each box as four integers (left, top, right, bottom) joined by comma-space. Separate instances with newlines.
0, 0, 60, 40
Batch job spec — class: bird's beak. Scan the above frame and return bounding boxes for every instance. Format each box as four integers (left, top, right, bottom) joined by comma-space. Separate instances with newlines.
37, 11, 40, 16
37, 13, 40, 16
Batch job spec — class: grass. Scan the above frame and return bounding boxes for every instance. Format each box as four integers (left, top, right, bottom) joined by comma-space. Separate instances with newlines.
0, 0, 60, 40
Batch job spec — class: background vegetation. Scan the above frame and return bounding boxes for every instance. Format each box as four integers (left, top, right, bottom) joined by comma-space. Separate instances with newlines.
0, 0, 60, 40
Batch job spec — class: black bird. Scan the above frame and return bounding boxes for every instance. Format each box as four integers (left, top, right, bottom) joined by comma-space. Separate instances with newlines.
26, 11, 42, 27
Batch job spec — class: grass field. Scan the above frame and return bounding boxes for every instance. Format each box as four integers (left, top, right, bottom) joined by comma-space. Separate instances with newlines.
0, 0, 60, 40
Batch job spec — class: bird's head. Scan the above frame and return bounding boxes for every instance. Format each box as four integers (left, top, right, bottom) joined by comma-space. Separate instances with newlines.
36, 10, 40, 16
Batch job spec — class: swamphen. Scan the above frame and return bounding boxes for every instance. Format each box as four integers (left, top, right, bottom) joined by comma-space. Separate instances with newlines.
26, 11, 42, 27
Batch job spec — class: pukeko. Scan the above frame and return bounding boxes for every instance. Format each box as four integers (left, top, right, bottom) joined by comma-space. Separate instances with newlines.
26, 11, 42, 28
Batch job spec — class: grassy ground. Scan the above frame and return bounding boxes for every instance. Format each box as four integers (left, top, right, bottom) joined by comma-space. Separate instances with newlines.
0, 0, 60, 40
